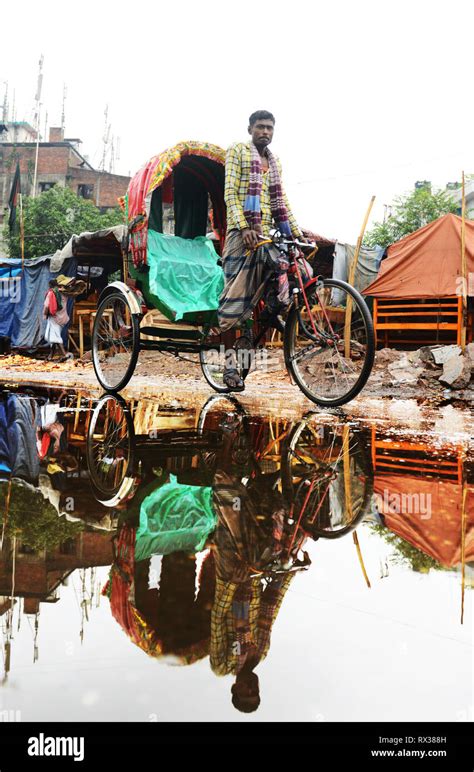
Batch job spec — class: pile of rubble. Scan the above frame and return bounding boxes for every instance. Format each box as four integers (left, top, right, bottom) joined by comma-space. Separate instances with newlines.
372, 343, 474, 393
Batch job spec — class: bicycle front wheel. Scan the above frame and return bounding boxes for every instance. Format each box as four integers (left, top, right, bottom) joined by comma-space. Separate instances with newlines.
284, 278, 375, 407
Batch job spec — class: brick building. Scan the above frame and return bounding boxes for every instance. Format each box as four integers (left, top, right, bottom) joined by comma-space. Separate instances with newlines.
0, 122, 130, 228
0, 531, 114, 616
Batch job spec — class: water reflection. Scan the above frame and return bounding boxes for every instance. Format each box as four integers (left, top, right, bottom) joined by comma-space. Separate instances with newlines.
0, 386, 472, 716
85, 393, 374, 711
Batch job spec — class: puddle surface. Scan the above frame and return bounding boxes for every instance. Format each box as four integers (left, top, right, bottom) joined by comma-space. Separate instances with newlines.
0, 387, 472, 722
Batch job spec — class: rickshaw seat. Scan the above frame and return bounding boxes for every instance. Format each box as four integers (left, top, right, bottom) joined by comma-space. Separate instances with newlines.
143, 229, 224, 322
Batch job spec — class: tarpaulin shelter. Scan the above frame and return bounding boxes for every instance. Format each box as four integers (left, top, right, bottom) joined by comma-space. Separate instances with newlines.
364, 214, 474, 347
0, 253, 77, 349
332, 243, 384, 304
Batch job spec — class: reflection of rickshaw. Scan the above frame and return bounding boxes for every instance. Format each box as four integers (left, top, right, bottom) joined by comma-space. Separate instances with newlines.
86, 395, 373, 548
88, 396, 375, 665
88, 141, 374, 407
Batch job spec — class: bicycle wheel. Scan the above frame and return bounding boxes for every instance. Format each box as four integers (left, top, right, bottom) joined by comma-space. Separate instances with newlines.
200, 327, 253, 393
284, 278, 375, 407
281, 418, 373, 539
86, 394, 136, 506
92, 290, 140, 392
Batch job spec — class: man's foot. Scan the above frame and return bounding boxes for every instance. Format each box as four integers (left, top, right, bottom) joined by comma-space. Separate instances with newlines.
223, 368, 245, 391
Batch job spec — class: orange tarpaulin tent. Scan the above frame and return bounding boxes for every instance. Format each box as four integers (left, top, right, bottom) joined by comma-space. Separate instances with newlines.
364, 214, 474, 299
374, 475, 474, 567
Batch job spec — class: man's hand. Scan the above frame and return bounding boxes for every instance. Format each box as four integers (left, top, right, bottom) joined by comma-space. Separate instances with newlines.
296, 234, 309, 244
241, 228, 262, 250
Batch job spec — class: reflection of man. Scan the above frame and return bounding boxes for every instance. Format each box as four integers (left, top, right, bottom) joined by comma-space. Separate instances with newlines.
209, 418, 295, 713
218, 111, 307, 390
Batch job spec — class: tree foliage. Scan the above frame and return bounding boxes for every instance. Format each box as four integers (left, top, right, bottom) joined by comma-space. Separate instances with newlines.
369, 523, 446, 574
364, 187, 459, 249
0, 480, 84, 552
3, 186, 124, 259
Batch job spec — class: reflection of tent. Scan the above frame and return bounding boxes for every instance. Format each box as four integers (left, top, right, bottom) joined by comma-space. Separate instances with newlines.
0, 395, 39, 481
364, 214, 474, 346
374, 475, 474, 567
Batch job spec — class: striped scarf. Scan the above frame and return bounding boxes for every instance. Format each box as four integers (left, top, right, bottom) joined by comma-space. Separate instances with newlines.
244, 142, 292, 237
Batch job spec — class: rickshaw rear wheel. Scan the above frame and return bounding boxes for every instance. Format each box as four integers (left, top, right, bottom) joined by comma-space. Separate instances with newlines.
92, 290, 141, 393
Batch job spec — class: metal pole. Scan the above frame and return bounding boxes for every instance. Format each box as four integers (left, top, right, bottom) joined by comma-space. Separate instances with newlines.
32, 103, 41, 198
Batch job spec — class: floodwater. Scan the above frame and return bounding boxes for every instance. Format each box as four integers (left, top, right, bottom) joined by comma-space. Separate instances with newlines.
0, 386, 472, 723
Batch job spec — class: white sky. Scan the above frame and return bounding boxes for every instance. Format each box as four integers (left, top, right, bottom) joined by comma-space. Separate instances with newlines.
1, 0, 474, 241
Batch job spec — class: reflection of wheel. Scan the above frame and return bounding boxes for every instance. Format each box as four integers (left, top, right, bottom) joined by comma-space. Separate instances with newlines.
86, 394, 136, 506
199, 328, 253, 393
92, 290, 140, 392
197, 395, 246, 435
284, 279, 375, 407
281, 418, 373, 539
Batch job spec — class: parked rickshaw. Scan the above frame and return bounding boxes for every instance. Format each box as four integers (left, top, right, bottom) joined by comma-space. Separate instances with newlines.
90, 141, 375, 407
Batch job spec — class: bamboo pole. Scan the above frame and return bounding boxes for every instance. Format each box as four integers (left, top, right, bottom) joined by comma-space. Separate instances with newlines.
353, 531, 371, 589
344, 196, 376, 357
342, 425, 371, 588
460, 172, 467, 351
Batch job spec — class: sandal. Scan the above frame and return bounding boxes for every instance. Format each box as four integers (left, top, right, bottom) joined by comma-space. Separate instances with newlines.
223, 368, 245, 391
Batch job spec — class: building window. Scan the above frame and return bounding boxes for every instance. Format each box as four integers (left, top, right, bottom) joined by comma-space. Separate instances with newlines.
59, 538, 77, 556
39, 182, 55, 192
18, 543, 36, 555
77, 184, 94, 199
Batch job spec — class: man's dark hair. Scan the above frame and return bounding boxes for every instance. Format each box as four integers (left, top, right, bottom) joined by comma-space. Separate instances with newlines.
231, 691, 261, 713
249, 110, 275, 127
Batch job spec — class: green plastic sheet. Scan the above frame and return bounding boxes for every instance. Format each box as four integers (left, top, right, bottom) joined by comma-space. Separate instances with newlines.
134, 474, 217, 562
145, 230, 224, 322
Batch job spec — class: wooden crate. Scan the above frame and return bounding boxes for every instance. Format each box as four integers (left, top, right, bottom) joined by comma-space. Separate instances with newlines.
373, 296, 465, 348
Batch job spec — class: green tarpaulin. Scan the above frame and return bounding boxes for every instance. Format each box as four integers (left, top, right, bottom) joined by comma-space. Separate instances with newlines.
134, 474, 217, 561
141, 230, 224, 322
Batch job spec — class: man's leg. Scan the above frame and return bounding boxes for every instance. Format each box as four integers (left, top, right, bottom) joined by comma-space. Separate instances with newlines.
222, 329, 243, 390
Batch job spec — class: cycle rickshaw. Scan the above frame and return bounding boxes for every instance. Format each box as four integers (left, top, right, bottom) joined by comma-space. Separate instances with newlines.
90, 140, 375, 407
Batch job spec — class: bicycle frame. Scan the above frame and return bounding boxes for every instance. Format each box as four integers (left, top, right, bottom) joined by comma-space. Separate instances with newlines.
249, 236, 340, 349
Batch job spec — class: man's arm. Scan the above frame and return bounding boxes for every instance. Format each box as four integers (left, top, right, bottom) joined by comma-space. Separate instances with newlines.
224, 144, 249, 232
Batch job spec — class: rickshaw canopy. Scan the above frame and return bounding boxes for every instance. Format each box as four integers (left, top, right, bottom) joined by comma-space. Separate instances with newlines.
125, 141, 226, 268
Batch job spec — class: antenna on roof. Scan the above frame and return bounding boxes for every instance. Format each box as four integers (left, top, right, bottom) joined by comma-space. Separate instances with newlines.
32, 54, 44, 197
100, 104, 111, 172
2, 82, 8, 122
61, 83, 67, 134
109, 135, 115, 173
